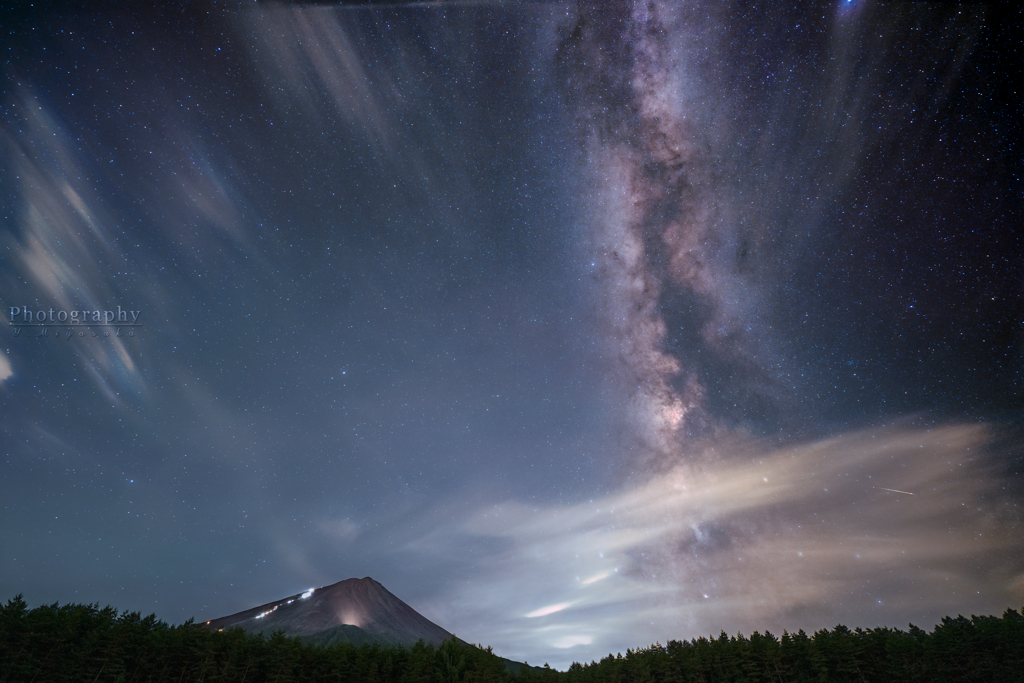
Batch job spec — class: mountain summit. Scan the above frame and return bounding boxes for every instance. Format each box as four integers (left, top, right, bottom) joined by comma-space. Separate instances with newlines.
202, 577, 455, 648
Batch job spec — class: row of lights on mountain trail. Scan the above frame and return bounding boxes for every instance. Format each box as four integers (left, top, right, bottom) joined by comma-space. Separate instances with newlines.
202, 587, 318, 628
254, 588, 315, 619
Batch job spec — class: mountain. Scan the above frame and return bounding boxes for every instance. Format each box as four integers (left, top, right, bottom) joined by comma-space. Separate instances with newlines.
202, 577, 456, 648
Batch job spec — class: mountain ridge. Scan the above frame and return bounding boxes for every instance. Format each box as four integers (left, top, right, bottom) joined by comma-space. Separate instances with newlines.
201, 577, 457, 648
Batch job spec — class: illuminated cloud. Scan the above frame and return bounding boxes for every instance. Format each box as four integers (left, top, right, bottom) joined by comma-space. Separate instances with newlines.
553, 635, 592, 649
580, 572, 610, 586
526, 602, 572, 618
1, 91, 145, 404
415, 422, 1023, 669
0, 350, 12, 385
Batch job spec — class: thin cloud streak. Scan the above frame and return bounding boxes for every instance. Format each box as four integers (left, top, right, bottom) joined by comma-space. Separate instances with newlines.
1, 90, 146, 405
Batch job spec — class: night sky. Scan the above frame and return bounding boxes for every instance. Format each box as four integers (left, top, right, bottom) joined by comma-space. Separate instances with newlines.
2, 0, 1022, 670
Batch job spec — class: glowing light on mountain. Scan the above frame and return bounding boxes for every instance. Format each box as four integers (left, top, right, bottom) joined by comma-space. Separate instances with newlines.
254, 605, 281, 620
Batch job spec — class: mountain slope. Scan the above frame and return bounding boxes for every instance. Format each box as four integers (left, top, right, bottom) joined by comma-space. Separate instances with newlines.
202, 577, 455, 647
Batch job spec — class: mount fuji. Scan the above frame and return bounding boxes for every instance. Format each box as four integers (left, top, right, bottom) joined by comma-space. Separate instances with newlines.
202, 577, 458, 649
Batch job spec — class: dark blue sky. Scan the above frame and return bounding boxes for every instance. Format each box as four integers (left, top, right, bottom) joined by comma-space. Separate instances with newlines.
2, 1, 1021, 669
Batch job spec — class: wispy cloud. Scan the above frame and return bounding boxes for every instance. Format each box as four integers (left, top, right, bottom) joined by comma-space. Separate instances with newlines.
412, 421, 1022, 668
0, 349, 12, 385
1, 91, 145, 405
526, 602, 572, 618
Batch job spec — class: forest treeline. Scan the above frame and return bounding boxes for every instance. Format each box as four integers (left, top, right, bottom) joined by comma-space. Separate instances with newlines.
2, 594, 1023, 682
560, 610, 1024, 683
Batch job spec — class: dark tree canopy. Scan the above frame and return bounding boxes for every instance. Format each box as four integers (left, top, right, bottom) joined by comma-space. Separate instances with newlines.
2, 595, 1022, 682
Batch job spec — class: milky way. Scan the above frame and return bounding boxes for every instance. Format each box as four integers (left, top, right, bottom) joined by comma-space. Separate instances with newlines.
1, 0, 1021, 671
557, 0, 1012, 460
558, 1, 738, 456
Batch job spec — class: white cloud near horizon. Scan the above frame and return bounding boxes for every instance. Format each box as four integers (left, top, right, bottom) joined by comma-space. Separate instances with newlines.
410, 421, 1023, 669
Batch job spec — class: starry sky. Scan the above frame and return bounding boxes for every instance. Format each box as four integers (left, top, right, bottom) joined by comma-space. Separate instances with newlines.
1, 0, 1022, 670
